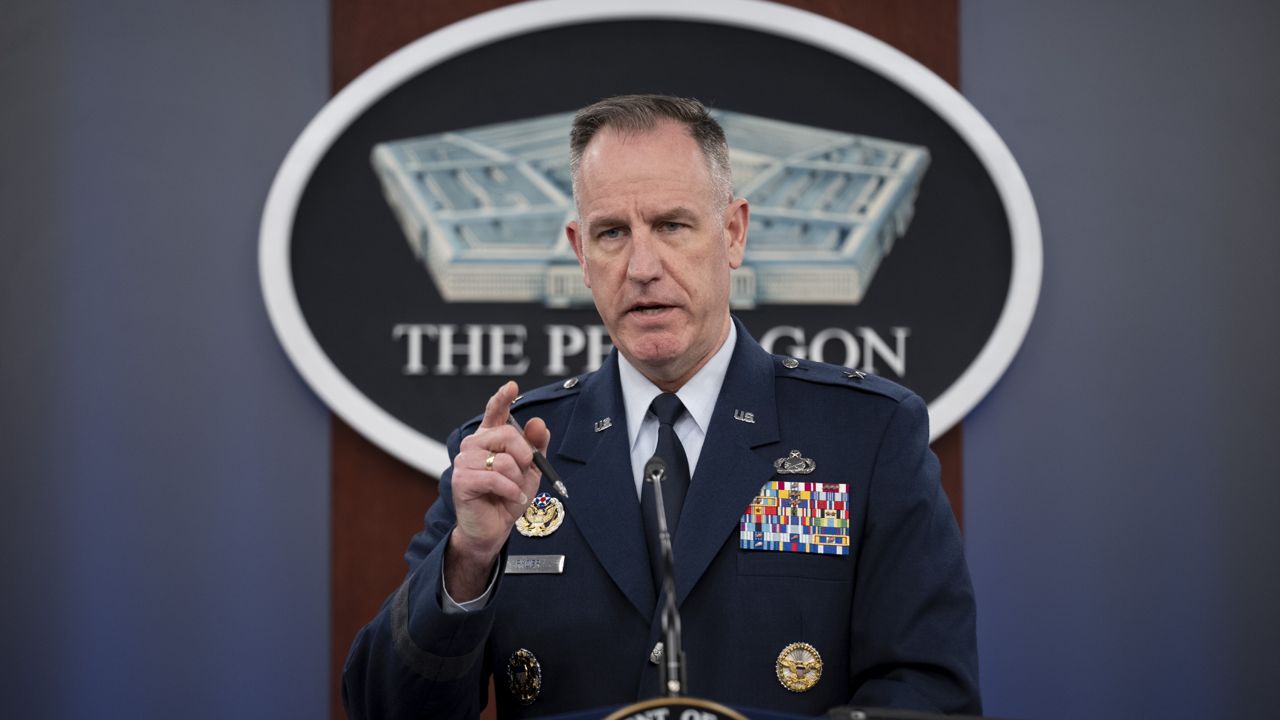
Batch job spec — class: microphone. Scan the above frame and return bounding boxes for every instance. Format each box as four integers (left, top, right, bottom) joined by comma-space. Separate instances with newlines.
644, 456, 687, 697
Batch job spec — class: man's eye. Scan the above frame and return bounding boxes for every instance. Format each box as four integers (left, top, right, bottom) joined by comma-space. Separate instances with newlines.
659, 222, 683, 233
599, 227, 624, 240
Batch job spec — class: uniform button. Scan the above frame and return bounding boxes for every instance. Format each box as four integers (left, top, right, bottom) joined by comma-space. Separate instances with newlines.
649, 641, 664, 664
782, 357, 799, 369
562, 377, 578, 389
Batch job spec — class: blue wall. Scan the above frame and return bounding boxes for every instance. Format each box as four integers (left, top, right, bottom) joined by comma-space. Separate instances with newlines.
1, 2, 330, 718
2, 1, 1277, 718
962, 1, 1280, 718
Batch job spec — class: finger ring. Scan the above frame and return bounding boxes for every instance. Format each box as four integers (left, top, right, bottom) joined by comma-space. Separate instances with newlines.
485, 451, 496, 471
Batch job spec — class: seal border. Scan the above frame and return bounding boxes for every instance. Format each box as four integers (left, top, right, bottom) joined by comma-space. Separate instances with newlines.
259, 0, 1043, 476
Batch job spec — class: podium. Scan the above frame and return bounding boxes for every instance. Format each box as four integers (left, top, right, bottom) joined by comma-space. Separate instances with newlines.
542, 704, 998, 720
544, 703, 808, 720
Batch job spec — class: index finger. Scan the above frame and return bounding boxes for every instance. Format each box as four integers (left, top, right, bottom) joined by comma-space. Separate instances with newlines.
478, 380, 521, 430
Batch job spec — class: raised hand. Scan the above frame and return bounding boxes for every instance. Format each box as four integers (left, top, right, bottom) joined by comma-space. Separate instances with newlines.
444, 381, 550, 601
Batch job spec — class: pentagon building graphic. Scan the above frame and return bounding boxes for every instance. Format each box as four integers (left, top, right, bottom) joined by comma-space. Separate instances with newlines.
371, 110, 929, 307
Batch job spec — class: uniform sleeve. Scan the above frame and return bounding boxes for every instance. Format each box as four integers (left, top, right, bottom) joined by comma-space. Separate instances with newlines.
848, 393, 982, 714
341, 426, 506, 720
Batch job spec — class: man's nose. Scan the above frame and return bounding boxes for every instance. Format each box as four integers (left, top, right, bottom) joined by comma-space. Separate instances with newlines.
625, 231, 663, 283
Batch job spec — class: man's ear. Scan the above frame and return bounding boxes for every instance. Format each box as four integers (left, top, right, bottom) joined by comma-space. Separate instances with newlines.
725, 198, 749, 269
566, 220, 591, 288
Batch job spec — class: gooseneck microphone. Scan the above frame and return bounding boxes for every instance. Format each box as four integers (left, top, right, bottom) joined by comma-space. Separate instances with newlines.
644, 456, 687, 697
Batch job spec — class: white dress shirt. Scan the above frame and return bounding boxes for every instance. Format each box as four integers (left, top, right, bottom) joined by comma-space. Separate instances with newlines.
616, 321, 737, 497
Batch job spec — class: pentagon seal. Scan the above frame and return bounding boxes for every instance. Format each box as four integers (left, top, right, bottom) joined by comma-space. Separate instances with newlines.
515, 492, 565, 537
776, 641, 822, 692
506, 648, 541, 705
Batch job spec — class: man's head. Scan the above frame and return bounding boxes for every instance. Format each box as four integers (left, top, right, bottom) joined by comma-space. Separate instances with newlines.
569, 95, 734, 207
565, 94, 749, 392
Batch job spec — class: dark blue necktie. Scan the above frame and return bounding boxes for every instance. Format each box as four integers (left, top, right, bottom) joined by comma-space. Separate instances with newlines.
641, 393, 690, 591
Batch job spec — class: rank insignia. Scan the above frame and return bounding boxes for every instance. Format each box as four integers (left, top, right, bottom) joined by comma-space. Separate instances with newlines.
774, 450, 816, 475
776, 642, 822, 692
515, 493, 564, 537
506, 648, 542, 705
739, 480, 850, 555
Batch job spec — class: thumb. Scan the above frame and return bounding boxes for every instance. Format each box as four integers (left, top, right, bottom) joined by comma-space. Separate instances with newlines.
523, 416, 550, 460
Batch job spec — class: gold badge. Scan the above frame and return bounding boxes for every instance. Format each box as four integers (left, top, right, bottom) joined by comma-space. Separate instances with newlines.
506, 648, 541, 705
776, 642, 822, 692
515, 492, 565, 537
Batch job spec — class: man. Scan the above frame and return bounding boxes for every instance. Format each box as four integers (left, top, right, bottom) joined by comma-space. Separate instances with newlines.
343, 95, 980, 718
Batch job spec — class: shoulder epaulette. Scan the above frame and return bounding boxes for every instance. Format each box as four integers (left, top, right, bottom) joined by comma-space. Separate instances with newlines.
772, 354, 913, 403
457, 373, 591, 432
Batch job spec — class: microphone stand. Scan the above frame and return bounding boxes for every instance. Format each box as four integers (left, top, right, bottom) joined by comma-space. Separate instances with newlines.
646, 458, 687, 697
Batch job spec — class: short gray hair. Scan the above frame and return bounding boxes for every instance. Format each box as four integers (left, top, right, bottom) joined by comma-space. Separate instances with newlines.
569, 94, 734, 205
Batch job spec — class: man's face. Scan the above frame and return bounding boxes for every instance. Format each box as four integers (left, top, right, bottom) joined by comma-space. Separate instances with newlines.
566, 121, 749, 390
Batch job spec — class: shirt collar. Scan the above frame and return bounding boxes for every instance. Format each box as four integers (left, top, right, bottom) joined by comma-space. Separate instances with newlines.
617, 320, 737, 451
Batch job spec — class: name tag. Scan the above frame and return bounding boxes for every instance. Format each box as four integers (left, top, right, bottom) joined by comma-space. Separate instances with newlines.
504, 554, 565, 575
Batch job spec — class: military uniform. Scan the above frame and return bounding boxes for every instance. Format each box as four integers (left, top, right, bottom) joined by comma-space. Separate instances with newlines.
343, 320, 980, 718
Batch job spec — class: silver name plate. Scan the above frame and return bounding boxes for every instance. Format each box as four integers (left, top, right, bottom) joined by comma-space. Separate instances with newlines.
504, 554, 565, 575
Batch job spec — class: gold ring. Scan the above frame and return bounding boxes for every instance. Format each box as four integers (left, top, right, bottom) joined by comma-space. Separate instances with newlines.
485, 452, 496, 471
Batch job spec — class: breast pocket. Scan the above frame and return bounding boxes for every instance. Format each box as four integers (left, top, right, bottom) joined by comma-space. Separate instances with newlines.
737, 548, 852, 582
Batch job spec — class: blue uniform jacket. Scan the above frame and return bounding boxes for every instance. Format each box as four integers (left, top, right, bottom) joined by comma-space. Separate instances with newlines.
343, 320, 980, 718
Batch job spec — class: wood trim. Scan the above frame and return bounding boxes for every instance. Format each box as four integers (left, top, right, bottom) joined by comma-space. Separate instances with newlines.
330, 417, 439, 720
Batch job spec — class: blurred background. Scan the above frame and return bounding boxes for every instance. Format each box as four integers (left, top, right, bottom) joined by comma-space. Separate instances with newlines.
2, 1, 1277, 718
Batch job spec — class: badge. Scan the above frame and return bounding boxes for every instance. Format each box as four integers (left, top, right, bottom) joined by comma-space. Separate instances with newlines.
776, 642, 822, 692
774, 450, 816, 475
506, 648, 542, 705
649, 641, 664, 664
515, 493, 565, 537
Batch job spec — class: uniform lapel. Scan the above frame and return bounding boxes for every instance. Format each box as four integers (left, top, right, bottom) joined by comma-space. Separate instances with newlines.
554, 354, 657, 618
673, 321, 781, 606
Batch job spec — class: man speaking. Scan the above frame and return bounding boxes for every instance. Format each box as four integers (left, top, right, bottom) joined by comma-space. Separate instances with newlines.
343, 95, 980, 718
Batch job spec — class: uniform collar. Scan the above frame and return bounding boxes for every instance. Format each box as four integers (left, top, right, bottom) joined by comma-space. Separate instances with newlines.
617, 320, 737, 452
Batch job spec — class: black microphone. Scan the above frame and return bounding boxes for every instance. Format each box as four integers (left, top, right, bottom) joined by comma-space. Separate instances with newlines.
644, 456, 687, 697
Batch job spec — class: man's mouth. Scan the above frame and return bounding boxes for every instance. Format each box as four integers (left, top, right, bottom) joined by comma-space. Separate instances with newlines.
628, 303, 674, 316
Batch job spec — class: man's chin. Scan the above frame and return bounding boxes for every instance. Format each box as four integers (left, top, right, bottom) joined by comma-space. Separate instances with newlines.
617, 333, 686, 370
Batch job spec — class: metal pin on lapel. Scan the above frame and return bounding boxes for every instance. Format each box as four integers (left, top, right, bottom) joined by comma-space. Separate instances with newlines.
506, 414, 569, 498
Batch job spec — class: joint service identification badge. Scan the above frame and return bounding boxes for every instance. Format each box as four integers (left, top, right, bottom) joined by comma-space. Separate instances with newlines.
776, 642, 823, 692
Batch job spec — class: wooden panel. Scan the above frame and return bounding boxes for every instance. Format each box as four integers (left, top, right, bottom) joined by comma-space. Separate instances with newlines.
331, 0, 523, 93
328, 2, 959, 717
330, 417, 439, 720
935, 422, 964, 530
331, 0, 958, 93
777, 0, 958, 85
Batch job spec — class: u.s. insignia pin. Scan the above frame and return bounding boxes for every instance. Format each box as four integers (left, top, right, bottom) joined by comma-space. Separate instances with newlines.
776, 642, 823, 692
507, 648, 542, 705
774, 450, 816, 475
515, 492, 564, 537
